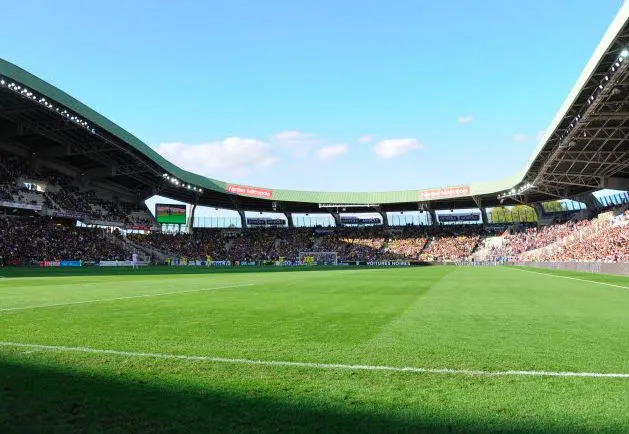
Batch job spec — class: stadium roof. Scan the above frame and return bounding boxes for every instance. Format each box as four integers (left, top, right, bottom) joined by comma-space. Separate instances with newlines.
1, 3, 629, 214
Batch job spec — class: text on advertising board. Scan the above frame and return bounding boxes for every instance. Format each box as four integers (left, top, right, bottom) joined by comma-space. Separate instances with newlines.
419, 185, 470, 200
226, 184, 273, 198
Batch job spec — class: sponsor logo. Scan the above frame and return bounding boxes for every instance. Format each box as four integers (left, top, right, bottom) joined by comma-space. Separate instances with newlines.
126, 225, 152, 231
51, 211, 85, 219
226, 184, 273, 198
98, 261, 149, 267
247, 218, 285, 226
38, 260, 84, 267
367, 261, 411, 267
340, 217, 381, 225
439, 213, 480, 222
419, 185, 470, 200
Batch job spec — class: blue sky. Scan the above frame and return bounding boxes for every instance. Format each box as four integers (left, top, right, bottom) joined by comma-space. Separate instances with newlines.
0, 0, 625, 216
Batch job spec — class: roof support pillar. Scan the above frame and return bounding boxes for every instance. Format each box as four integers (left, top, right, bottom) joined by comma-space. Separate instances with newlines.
429, 210, 438, 226
187, 203, 197, 233
379, 211, 389, 226
286, 212, 294, 228
480, 208, 488, 224
331, 212, 341, 227
472, 196, 486, 224
573, 192, 601, 211
532, 203, 546, 221
238, 210, 247, 228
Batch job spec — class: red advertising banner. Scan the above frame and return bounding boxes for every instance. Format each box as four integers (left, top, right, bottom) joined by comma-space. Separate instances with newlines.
418, 185, 470, 200
126, 225, 151, 231
226, 184, 273, 199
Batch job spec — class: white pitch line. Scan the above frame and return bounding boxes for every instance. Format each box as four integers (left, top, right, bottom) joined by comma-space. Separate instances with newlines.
0, 341, 627, 379
0, 283, 254, 312
511, 267, 629, 290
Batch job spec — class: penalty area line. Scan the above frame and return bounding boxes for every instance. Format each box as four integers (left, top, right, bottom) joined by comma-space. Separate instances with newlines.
510, 267, 629, 290
0, 341, 628, 379
0, 283, 254, 312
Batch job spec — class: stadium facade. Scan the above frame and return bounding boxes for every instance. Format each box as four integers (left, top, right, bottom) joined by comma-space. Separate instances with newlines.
1, 4, 629, 228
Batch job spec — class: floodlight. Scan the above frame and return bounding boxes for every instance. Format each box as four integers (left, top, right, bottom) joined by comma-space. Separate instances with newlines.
621, 49, 629, 57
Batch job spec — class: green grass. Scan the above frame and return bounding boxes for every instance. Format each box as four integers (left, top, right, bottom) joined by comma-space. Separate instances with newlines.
0, 266, 628, 433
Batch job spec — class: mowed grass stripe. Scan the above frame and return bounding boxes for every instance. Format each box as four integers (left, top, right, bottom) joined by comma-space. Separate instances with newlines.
0, 283, 254, 312
1, 341, 628, 378
1, 267, 629, 432
1, 267, 628, 372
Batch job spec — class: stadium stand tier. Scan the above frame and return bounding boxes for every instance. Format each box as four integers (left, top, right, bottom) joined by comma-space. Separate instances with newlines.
1, 4, 629, 268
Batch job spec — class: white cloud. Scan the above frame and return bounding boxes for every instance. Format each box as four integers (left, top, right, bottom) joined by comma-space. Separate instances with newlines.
512, 133, 529, 142
271, 130, 321, 157
316, 144, 348, 160
373, 138, 423, 159
154, 138, 278, 178
458, 115, 474, 124
358, 135, 375, 144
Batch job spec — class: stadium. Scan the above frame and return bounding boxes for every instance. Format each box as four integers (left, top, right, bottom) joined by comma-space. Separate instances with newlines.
1, 2, 629, 434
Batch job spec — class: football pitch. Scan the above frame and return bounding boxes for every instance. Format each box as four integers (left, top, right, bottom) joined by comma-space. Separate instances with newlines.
0, 266, 628, 433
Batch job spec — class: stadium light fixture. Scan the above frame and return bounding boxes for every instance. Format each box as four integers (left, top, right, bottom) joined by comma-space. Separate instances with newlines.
621, 49, 629, 58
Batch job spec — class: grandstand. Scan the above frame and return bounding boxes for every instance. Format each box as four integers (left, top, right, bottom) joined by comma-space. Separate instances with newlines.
2, 3, 629, 434
0, 0, 628, 268
3, 11, 629, 268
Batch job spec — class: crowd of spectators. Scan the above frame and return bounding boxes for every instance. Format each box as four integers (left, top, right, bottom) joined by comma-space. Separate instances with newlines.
420, 226, 482, 261
543, 211, 629, 263
0, 149, 154, 225
2, 211, 629, 265
129, 217, 628, 264
480, 219, 593, 260
2, 148, 628, 265
0, 217, 129, 263
128, 225, 488, 262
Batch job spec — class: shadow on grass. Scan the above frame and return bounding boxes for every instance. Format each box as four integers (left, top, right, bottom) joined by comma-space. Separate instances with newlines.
0, 358, 610, 434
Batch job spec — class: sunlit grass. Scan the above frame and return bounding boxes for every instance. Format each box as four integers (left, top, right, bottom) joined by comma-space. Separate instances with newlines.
1, 266, 628, 433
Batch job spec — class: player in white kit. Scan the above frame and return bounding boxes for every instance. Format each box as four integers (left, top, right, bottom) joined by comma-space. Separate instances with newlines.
132, 252, 138, 270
